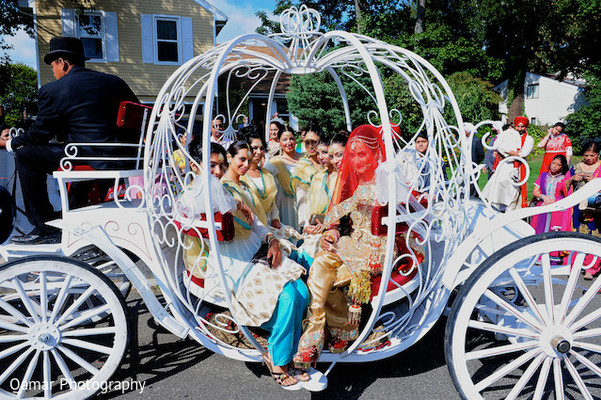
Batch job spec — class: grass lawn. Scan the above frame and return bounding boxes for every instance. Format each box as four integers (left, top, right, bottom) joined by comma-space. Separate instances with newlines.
477, 154, 581, 199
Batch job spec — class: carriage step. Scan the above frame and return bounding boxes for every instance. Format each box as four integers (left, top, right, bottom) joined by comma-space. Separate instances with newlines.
301, 368, 327, 392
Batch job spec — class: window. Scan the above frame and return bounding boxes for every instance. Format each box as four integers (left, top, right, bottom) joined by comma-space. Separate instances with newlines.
526, 83, 539, 99
141, 15, 193, 65
530, 117, 537, 125
155, 17, 179, 63
78, 12, 105, 60
61, 9, 119, 63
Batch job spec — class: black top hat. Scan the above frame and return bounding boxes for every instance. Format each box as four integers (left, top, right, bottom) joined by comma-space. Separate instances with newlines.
44, 37, 89, 65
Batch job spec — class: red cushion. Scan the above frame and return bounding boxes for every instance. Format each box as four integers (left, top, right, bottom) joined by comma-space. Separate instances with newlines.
57, 164, 96, 172
371, 205, 409, 236
174, 212, 235, 241
116, 101, 152, 130
370, 267, 418, 300
185, 269, 205, 288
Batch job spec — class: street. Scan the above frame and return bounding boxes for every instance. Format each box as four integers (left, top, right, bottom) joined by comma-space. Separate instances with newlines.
97, 293, 458, 400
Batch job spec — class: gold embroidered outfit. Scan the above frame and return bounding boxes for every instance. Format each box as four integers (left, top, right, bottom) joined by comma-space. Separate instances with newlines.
294, 181, 395, 367
214, 176, 305, 326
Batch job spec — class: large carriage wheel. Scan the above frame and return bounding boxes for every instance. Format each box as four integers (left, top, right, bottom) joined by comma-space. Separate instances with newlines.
0, 255, 129, 399
446, 232, 601, 399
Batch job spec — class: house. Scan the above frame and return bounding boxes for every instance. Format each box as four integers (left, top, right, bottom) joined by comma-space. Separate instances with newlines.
19, 0, 227, 103
494, 72, 587, 126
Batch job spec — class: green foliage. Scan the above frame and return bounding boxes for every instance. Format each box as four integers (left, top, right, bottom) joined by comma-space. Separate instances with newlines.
286, 71, 374, 135
565, 69, 601, 151
525, 124, 547, 158
255, 10, 282, 36
382, 74, 423, 135
261, 0, 601, 137
446, 72, 502, 123
0, 63, 37, 128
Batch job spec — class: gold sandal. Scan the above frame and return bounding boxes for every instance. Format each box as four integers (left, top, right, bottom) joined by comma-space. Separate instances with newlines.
261, 352, 300, 389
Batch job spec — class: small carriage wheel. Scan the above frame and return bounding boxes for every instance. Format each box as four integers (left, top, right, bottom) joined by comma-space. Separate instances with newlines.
445, 231, 601, 400
0, 255, 129, 400
71, 245, 132, 299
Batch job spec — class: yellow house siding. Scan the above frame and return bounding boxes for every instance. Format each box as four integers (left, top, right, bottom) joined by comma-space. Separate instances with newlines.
35, 0, 215, 103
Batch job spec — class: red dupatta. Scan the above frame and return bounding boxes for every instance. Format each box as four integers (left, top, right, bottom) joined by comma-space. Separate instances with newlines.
328, 124, 386, 211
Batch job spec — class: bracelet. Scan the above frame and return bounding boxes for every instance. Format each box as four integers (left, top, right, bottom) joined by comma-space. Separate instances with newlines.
324, 229, 340, 242
266, 234, 278, 246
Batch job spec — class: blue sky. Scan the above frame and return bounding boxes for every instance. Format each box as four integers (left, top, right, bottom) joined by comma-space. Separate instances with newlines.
2, 0, 277, 70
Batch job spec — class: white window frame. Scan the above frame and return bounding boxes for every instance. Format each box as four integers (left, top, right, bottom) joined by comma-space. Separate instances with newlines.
526, 83, 540, 99
153, 15, 182, 65
76, 10, 107, 63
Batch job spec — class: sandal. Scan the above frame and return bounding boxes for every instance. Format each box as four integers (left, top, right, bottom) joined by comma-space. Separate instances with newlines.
272, 372, 298, 387
289, 367, 310, 382
584, 273, 594, 281
261, 352, 300, 390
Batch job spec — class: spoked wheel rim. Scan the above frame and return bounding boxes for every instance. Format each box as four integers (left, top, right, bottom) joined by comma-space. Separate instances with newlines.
0, 256, 129, 399
446, 232, 601, 400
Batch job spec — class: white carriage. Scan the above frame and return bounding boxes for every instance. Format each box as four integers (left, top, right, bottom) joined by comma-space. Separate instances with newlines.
1, 5, 601, 399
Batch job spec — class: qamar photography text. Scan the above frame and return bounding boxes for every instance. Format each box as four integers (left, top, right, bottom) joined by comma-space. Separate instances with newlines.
10, 378, 146, 395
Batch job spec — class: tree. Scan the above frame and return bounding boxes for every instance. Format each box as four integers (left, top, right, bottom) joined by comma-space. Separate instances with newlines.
565, 69, 601, 150
286, 71, 374, 135
446, 72, 502, 123
0, 0, 34, 64
415, 0, 425, 34
0, 63, 37, 128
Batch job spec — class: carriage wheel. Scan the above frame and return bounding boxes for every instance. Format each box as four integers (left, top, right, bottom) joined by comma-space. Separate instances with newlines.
0, 255, 129, 399
446, 231, 601, 400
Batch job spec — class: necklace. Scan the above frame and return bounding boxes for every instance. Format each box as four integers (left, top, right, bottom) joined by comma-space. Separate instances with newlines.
281, 152, 299, 165
581, 160, 600, 172
246, 168, 267, 199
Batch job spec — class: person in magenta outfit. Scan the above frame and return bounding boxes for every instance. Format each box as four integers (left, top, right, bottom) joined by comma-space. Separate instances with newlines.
530, 154, 570, 233
558, 141, 601, 279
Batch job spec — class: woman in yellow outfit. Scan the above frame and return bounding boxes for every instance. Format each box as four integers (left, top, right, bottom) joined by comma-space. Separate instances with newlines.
241, 131, 281, 228
264, 129, 302, 231
290, 125, 324, 230
297, 133, 347, 266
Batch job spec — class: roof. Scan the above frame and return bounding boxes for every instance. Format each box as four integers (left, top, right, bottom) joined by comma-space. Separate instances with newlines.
219, 45, 292, 94
193, 0, 228, 35
494, 72, 587, 91
535, 72, 587, 88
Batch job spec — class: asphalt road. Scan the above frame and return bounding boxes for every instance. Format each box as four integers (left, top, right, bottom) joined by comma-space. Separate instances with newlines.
96, 293, 459, 400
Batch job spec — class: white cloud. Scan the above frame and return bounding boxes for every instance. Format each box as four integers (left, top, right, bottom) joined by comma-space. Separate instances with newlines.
2, 30, 37, 70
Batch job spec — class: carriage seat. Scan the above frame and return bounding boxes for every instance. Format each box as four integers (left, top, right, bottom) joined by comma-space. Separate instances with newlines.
370, 204, 422, 305
53, 101, 151, 212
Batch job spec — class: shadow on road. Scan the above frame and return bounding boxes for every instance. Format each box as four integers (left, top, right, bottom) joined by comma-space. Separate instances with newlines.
97, 296, 213, 399
97, 294, 449, 399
